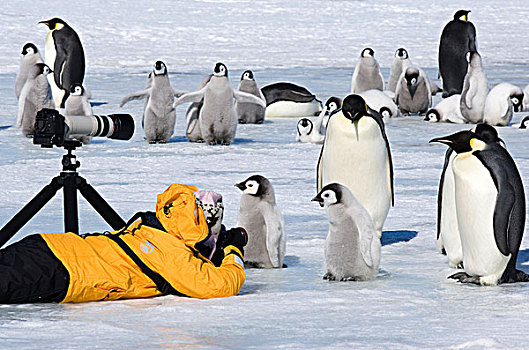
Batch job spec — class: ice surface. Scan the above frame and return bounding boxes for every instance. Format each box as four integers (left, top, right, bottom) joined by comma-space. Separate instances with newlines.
1, 0, 529, 349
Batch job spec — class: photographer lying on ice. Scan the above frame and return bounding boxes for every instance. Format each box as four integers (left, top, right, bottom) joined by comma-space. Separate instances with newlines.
0, 183, 247, 303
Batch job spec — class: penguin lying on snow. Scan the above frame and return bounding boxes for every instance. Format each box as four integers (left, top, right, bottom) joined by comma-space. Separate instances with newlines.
121, 61, 186, 143
236, 70, 266, 124
313, 183, 381, 281
39, 18, 85, 108
15, 43, 43, 100
483, 83, 524, 126
350, 48, 384, 94
261, 82, 322, 118
520, 116, 529, 129
235, 175, 286, 268
358, 89, 399, 118
317, 94, 394, 238
431, 128, 528, 285
174, 62, 266, 145
17, 63, 54, 137
296, 96, 341, 144
435, 124, 504, 269
424, 94, 467, 124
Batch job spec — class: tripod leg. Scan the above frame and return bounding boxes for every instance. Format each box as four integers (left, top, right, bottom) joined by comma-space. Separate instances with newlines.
0, 178, 63, 248
63, 173, 79, 234
77, 177, 126, 230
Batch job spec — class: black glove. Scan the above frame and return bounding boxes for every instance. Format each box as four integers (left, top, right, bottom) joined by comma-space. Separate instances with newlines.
218, 227, 248, 257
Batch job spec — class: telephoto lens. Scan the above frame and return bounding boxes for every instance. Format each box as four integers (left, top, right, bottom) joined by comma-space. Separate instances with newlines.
65, 114, 134, 140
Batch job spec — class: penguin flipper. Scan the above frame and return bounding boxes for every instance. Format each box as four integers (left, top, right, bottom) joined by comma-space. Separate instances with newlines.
316, 142, 324, 194
493, 182, 516, 257
172, 89, 187, 98
263, 205, 285, 268
369, 111, 394, 206
437, 149, 454, 240
120, 89, 150, 107
234, 90, 266, 108
173, 88, 206, 108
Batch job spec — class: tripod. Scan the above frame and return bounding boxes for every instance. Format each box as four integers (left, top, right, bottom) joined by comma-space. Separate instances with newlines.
0, 141, 126, 248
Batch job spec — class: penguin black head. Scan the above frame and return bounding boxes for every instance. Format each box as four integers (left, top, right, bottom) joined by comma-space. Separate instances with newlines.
21, 43, 38, 55
297, 118, 313, 136
241, 70, 254, 81
424, 109, 441, 122
69, 83, 84, 96
430, 130, 481, 154
342, 94, 368, 122
39, 18, 68, 30
312, 183, 343, 207
34, 63, 52, 76
520, 116, 529, 129
235, 175, 271, 197
153, 61, 167, 76
361, 48, 375, 58
454, 10, 471, 21
214, 62, 228, 77
510, 92, 524, 112
404, 68, 420, 98
325, 97, 342, 113
472, 123, 500, 143
395, 48, 408, 59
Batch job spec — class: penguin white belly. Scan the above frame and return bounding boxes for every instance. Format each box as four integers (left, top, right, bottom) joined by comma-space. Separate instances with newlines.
265, 101, 321, 118
44, 31, 64, 108
322, 116, 391, 233
438, 153, 463, 267
453, 154, 510, 284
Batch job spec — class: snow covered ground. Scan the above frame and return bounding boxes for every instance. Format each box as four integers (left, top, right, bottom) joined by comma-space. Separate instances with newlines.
2, 0, 529, 348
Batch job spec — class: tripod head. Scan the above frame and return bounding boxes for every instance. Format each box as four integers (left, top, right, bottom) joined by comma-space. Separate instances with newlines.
61, 140, 82, 172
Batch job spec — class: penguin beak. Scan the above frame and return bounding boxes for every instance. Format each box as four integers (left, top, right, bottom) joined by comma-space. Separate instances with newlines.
429, 137, 452, 144
38, 20, 50, 28
234, 182, 245, 191
311, 195, 324, 207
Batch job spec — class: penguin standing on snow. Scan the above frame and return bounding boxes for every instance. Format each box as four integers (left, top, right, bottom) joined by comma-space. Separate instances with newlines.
350, 48, 385, 93
395, 66, 432, 115
435, 124, 503, 269
438, 10, 477, 98
17, 63, 54, 136
296, 118, 315, 143
64, 83, 93, 144
313, 183, 380, 281
236, 70, 266, 124
430, 129, 528, 285
174, 62, 266, 145
39, 18, 85, 108
483, 83, 524, 126
388, 48, 412, 93
235, 175, 286, 268
185, 75, 212, 143
121, 61, 185, 143
460, 51, 488, 123
15, 43, 43, 99
317, 94, 394, 237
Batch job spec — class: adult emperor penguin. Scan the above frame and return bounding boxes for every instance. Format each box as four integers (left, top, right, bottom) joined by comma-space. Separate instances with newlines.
39, 18, 85, 108
236, 70, 266, 124
425, 94, 467, 124
174, 62, 266, 145
261, 82, 322, 118
235, 175, 286, 268
121, 61, 185, 143
17, 63, 54, 136
350, 48, 385, 94
15, 43, 43, 100
388, 48, 412, 93
430, 129, 528, 285
483, 83, 524, 126
395, 66, 432, 115
317, 94, 394, 237
64, 83, 93, 144
358, 89, 399, 118
313, 183, 380, 281
460, 51, 488, 123
435, 123, 503, 269
438, 10, 477, 98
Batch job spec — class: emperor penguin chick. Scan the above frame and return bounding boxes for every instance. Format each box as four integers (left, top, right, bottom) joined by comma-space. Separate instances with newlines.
395, 66, 432, 115
64, 83, 93, 144
460, 51, 488, 123
351, 48, 385, 93
17, 63, 54, 136
388, 48, 412, 93
313, 183, 381, 281
483, 83, 524, 126
235, 175, 286, 268
236, 70, 266, 124
15, 43, 43, 100
121, 61, 185, 143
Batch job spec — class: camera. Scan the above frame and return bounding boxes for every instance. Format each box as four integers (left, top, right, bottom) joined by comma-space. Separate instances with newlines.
217, 227, 248, 250
33, 108, 135, 148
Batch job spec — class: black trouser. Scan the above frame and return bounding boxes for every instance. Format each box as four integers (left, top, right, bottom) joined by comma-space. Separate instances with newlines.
0, 235, 69, 303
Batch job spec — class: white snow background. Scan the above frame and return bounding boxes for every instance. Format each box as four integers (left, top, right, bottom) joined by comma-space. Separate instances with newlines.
1, 0, 529, 348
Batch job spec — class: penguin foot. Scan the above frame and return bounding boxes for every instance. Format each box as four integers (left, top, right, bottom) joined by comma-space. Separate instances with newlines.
208, 141, 216, 146
340, 276, 358, 282
148, 140, 157, 144
516, 269, 529, 282
323, 272, 336, 281
282, 263, 288, 268
448, 272, 480, 285
456, 262, 464, 269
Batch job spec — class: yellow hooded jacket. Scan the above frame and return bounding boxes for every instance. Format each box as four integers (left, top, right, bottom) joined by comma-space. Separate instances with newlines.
39, 184, 245, 303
